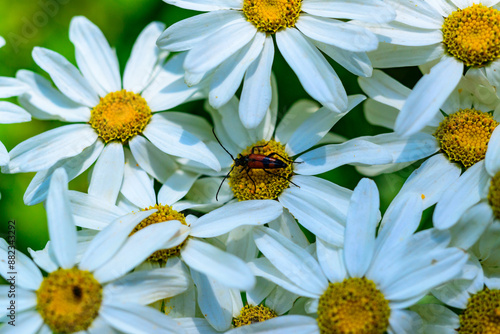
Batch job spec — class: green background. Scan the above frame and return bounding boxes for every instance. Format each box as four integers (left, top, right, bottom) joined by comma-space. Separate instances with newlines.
0, 0, 423, 254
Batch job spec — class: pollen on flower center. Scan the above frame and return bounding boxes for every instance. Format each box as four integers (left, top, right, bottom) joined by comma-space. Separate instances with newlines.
229, 139, 294, 201
233, 304, 277, 327
89, 90, 152, 143
458, 288, 500, 333
433, 109, 498, 168
442, 4, 500, 67
243, 0, 302, 34
131, 204, 188, 262
36, 268, 102, 333
317, 277, 390, 334
488, 171, 500, 220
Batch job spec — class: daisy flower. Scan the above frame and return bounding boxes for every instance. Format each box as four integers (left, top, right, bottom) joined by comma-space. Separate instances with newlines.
361, 0, 500, 136
247, 178, 468, 333
67, 150, 284, 292
0, 168, 192, 333
157, 0, 395, 128
411, 222, 500, 332
204, 90, 399, 246
2, 16, 220, 205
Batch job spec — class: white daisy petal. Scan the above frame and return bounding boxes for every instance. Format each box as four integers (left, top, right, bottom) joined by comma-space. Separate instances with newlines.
181, 238, 256, 290
157, 11, 243, 52
120, 151, 156, 209
0, 286, 37, 316
176, 317, 221, 334
239, 35, 275, 129
296, 15, 378, 52
345, 179, 379, 278
247, 277, 275, 306
301, 0, 395, 23
449, 202, 494, 250
395, 56, 463, 136
94, 221, 186, 283
88, 142, 124, 205
226, 226, 258, 262
411, 303, 460, 333
1, 310, 44, 334
286, 107, 352, 156
388, 309, 424, 334
294, 138, 393, 175
388, 153, 462, 211
16, 70, 90, 122
368, 43, 445, 68
123, 21, 165, 93
253, 227, 329, 296
363, 21, 443, 46
0, 142, 7, 166
358, 70, 410, 110
0, 102, 30, 124
386, 0, 444, 29
4, 124, 98, 173
316, 238, 347, 283
99, 303, 183, 334
226, 315, 319, 334
268, 209, 309, 249
129, 135, 178, 183
248, 257, 317, 297
46, 168, 77, 269
162, 0, 242, 11
78, 209, 157, 272
280, 187, 345, 246
23, 141, 103, 206
104, 267, 190, 305
384, 248, 468, 301
0, 36, 4, 48
189, 200, 283, 238
184, 18, 256, 75
158, 170, 200, 206
32, 47, 99, 107
28, 242, 58, 274
314, 41, 373, 77
190, 269, 234, 332
0, 239, 43, 290
143, 113, 221, 171
275, 100, 320, 144
450, 0, 475, 9
69, 16, 121, 96
276, 28, 348, 112
485, 126, 500, 175
434, 160, 490, 229
209, 32, 266, 109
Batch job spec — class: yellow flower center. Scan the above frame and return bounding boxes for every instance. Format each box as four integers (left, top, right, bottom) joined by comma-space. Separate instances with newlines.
229, 139, 294, 201
458, 288, 500, 333
89, 90, 152, 143
442, 4, 500, 67
242, 0, 302, 34
131, 204, 188, 262
233, 304, 277, 327
433, 109, 498, 168
36, 268, 102, 333
488, 171, 500, 220
317, 277, 390, 334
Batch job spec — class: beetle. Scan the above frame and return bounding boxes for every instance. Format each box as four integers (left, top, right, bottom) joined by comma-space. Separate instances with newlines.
212, 128, 300, 201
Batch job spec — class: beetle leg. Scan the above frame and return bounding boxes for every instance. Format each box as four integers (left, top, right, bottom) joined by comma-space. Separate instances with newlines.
262, 168, 301, 188
245, 166, 257, 192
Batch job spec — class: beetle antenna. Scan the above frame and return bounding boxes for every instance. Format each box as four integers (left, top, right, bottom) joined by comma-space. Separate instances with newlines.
216, 166, 234, 201
212, 128, 235, 160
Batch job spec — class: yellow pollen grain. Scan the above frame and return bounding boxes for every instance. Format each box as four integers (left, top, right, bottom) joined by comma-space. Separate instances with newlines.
131, 204, 188, 262
243, 0, 302, 34
233, 304, 277, 327
433, 108, 498, 168
89, 89, 152, 143
488, 171, 500, 220
36, 267, 102, 333
229, 139, 294, 201
442, 4, 500, 67
317, 277, 390, 334
458, 288, 500, 333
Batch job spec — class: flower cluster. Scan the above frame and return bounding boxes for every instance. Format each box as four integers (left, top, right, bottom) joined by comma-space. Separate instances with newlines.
1, 0, 500, 333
